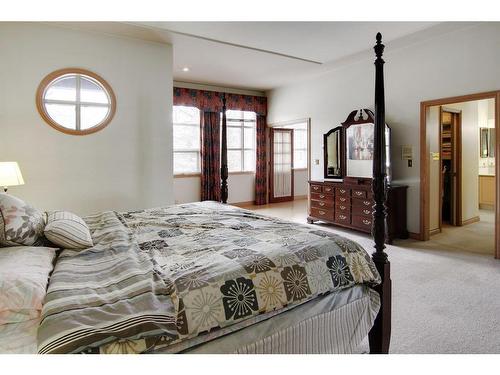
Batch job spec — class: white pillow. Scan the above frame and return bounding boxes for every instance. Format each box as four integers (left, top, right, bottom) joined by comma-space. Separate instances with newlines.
0, 193, 45, 247
0, 246, 57, 324
44, 211, 93, 250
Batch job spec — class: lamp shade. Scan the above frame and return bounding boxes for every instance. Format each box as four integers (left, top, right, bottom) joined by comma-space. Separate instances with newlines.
0, 162, 25, 188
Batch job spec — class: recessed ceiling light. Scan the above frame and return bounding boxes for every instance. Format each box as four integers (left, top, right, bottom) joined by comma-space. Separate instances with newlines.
182, 67, 190, 72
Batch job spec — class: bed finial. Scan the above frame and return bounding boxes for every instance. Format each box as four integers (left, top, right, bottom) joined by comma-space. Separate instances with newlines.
368, 32, 391, 354
374, 32, 385, 61
220, 93, 228, 204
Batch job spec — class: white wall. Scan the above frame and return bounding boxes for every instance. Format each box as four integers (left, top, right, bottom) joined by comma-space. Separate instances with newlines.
174, 174, 255, 204
0, 23, 174, 215
427, 106, 440, 232
267, 23, 500, 234
294, 169, 308, 197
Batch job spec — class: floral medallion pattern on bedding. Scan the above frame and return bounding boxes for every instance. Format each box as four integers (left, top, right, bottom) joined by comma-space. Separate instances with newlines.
0, 193, 45, 247
38, 201, 380, 354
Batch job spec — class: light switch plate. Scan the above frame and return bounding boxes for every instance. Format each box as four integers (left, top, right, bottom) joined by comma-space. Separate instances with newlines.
402, 145, 413, 160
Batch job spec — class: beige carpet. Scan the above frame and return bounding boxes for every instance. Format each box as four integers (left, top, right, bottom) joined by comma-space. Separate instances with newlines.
247, 199, 500, 353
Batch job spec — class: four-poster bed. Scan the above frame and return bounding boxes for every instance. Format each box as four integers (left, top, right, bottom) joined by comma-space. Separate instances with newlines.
26, 33, 391, 355
218, 33, 392, 354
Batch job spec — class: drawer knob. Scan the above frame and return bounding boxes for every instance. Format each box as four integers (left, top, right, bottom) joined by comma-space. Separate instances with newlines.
319, 194, 325, 198
339, 215, 347, 220
325, 188, 331, 192
340, 205, 346, 210
319, 202, 325, 206
319, 210, 325, 215
363, 201, 370, 206
363, 219, 371, 225
340, 197, 346, 202
313, 186, 319, 190
363, 209, 370, 215
355, 191, 363, 196
340, 189, 345, 193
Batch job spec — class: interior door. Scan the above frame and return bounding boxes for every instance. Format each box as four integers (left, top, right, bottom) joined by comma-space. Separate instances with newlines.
270, 128, 294, 203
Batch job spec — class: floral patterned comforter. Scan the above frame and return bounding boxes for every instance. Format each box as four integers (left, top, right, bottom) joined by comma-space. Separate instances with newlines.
38, 201, 380, 354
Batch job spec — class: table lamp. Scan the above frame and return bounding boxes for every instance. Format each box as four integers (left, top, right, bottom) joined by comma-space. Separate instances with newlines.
0, 162, 25, 193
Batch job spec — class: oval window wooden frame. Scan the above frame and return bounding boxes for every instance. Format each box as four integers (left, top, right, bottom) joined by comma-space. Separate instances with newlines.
36, 68, 116, 136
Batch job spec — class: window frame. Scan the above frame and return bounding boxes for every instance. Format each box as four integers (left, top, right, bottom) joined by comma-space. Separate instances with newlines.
173, 106, 201, 176
224, 110, 257, 173
36, 68, 116, 136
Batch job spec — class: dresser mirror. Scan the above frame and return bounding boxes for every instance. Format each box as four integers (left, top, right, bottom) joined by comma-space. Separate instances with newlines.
323, 109, 391, 182
323, 127, 342, 179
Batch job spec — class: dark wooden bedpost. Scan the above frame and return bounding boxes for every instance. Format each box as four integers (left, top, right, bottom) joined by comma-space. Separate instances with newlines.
368, 32, 392, 354
220, 94, 228, 204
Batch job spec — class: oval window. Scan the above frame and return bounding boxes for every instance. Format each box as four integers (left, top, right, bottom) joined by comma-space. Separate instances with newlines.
36, 68, 116, 135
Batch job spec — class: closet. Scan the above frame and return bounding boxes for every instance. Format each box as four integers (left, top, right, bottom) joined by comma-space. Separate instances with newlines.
440, 108, 461, 226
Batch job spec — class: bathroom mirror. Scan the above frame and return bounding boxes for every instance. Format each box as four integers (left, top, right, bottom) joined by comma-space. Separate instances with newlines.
489, 128, 495, 158
323, 127, 342, 179
480, 128, 495, 158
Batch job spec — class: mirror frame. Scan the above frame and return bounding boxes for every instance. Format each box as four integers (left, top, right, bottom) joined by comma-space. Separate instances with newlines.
323, 108, 391, 183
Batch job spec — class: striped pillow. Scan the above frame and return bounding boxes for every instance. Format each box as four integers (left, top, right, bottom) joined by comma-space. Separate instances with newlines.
44, 211, 93, 250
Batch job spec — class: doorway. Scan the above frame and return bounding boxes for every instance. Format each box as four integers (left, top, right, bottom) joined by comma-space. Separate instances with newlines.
420, 90, 500, 259
439, 108, 461, 227
268, 118, 311, 205
269, 128, 294, 203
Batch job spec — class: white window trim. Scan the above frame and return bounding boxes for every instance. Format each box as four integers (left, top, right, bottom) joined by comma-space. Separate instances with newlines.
42, 74, 111, 132
224, 112, 256, 173
173, 106, 201, 175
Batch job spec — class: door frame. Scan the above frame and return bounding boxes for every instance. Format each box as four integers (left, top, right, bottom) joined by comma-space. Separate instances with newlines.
267, 118, 312, 204
419, 90, 500, 259
269, 128, 295, 203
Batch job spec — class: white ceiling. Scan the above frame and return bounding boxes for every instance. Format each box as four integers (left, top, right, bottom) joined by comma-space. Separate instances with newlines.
56, 22, 472, 91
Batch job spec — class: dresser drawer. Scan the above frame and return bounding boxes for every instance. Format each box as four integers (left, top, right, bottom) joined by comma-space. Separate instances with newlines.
322, 185, 335, 194
311, 199, 334, 209
352, 205, 372, 217
352, 197, 373, 208
335, 195, 350, 205
352, 215, 372, 231
311, 192, 333, 201
311, 207, 334, 221
351, 189, 369, 199
336, 203, 350, 213
310, 184, 323, 193
336, 187, 350, 196
335, 212, 350, 225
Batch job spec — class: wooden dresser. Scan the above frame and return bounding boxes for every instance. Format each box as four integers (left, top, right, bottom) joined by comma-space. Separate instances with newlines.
307, 179, 408, 243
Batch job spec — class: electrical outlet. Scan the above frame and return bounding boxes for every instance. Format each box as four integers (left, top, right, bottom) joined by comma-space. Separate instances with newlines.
314, 159, 320, 165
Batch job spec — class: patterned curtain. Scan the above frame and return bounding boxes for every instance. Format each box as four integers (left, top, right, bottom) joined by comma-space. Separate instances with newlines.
200, 111, 221, 201
255, 115, 268, 205
173, 87, 266, 115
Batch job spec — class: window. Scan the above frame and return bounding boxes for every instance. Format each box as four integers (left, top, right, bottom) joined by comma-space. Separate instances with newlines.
173, 106, 201, 174
281, 121, 308, 169
224, 110, 256, 173
36, 68, 115, 135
